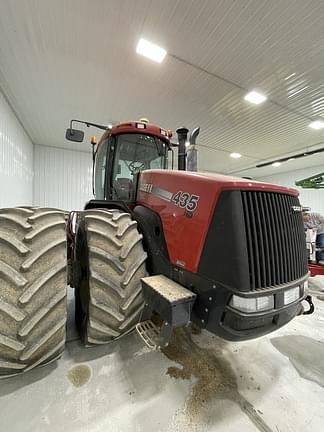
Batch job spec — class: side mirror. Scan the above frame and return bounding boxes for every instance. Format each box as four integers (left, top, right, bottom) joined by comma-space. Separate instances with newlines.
65, 128, 84, 142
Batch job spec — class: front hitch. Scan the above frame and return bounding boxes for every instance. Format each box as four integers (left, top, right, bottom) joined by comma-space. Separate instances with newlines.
302, 295, 315, 315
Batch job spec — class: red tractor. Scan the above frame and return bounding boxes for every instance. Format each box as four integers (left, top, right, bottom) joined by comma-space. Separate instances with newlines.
66, 118, 314, 346
0, 118, 313, 377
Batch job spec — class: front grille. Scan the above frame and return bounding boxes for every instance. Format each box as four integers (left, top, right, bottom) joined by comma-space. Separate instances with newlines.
241, 191, 308, 290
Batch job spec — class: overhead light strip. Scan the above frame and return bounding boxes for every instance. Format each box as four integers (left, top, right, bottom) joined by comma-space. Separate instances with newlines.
256, 146, 324, 168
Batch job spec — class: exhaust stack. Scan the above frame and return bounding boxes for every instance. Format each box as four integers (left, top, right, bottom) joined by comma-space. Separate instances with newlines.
176, 127, 189, 171
187, 127, 200, 172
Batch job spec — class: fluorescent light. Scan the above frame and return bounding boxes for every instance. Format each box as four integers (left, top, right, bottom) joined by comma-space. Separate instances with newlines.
185, 141, 190, 147
244, 91, 267, 105
230, 152, 242, 159
272, 162, 281, 167
136, 38, 167, 63
309, 120, 324, 130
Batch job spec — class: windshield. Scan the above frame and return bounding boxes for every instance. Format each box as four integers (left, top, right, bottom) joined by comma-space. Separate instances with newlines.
112, 133, 167, 200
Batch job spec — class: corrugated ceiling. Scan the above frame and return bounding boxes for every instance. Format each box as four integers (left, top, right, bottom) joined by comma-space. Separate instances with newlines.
0, 0, 324, 177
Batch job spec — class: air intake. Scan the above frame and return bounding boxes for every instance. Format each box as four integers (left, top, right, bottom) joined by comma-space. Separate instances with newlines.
241, 191, 308, 290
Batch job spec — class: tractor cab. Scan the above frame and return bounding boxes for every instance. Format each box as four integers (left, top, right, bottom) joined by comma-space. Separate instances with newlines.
66, 119, 171, 204
94, 122, 170, 202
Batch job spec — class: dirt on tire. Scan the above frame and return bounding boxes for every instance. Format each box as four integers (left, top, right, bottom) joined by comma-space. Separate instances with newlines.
0, 207, 67, 378
75, 209, 147, 345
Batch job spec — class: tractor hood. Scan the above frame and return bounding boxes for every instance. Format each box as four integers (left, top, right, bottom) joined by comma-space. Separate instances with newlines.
142, 169, 298, 196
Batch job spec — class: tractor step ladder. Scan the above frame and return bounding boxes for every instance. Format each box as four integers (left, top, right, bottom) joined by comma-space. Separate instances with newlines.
136, 320, 161, 350
136, 275, 197, 350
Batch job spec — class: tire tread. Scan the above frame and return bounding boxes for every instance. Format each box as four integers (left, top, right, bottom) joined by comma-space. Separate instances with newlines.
82, 209, 147, 345
0, 207, 67, 378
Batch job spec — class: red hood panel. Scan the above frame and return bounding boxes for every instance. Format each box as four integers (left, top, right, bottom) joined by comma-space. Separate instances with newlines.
136, 169, 299, 274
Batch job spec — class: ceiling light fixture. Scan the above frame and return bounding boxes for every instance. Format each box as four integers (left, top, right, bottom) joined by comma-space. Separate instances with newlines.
230, 152, 242, 158
272, 162, 281, 167
309, 120, 324, 130
244, 91, 267, 105
136, 38, 167, 63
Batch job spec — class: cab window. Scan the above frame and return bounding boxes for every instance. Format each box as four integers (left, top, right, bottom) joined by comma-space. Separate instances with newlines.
112, 134, 167, 200
94, 140, 109, 199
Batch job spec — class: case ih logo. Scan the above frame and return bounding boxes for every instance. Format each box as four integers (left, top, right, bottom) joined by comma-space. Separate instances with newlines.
291, 205, 302, 213
139, 183, 153, 193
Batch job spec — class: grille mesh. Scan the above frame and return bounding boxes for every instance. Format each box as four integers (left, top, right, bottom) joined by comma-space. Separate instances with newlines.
241, 191, 307, 290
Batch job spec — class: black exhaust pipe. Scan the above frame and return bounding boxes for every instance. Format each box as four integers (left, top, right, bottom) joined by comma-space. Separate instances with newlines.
176, 127, 189, 171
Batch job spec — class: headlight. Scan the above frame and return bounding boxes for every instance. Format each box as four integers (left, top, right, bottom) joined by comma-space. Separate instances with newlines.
230, 294, 274, 313
284, 286, 300, 305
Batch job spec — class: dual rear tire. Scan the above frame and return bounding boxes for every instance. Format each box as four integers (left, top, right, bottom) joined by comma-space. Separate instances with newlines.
75, 209, 147, 345
0, 208, 67, 378
0, 207, 147, 377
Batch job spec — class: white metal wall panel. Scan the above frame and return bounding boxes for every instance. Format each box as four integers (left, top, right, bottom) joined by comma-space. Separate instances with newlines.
0, 91, 33, 207
33, 145, 92, 211
257, 166, 324, 214
34, 141, 324, 214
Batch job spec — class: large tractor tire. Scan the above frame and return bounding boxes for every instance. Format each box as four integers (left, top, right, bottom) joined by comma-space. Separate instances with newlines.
0, 207, 67, 378
75, 209, 147, 345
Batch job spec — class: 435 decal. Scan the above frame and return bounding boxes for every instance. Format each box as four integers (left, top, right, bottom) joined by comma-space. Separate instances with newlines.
171, 191, 200, 211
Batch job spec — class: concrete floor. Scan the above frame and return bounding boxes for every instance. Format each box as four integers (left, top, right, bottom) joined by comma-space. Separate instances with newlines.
1, 280, 324, 432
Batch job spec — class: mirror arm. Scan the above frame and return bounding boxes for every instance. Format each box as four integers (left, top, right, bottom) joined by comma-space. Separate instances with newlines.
70, 119, 110, 132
